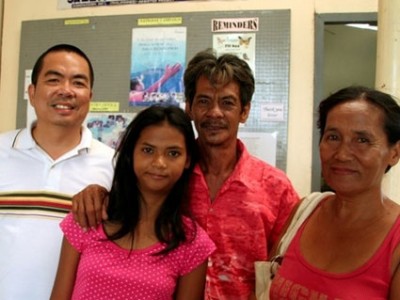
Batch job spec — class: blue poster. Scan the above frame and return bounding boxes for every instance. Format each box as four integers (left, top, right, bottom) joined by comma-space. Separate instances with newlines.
129, 27, 186, 107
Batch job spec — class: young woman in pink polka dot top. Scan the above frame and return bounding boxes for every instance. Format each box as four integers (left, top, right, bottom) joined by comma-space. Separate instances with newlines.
51, 105, 216, 300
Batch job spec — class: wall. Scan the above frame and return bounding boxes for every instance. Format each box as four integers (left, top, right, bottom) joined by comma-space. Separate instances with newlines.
0, 0, 378, 197
0, 0, 3, 84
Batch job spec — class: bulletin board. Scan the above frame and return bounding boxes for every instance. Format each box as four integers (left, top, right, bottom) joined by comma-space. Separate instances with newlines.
17, 10, 291, 170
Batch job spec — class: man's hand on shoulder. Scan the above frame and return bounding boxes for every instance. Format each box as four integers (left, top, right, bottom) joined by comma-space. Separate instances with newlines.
71, 184, 109, 229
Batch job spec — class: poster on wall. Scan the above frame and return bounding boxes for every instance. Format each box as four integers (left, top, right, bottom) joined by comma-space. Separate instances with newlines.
58, 0, 186, 9
85, 112, 136, 149
129, 27, 186, 107
211, 17, 258, 74
212, 33, 256, 74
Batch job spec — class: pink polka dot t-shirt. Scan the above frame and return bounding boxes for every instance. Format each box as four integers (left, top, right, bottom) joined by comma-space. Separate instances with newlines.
60, 213, 215, 300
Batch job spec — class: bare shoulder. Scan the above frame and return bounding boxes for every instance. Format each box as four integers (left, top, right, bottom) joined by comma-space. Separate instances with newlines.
388, 198, 400, 212
391, 233, 400, 300
388, 199, 400, 276
389, 202, 400, 298
385, 199, 400, 225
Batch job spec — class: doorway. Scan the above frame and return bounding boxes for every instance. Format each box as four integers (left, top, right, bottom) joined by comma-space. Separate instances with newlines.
312, 13, 377, 191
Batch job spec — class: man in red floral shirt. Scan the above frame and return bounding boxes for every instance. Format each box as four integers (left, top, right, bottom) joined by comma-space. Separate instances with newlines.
183, 49, 299, 299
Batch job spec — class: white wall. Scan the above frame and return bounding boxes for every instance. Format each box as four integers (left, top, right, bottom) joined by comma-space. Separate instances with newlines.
0, 0, 378, 197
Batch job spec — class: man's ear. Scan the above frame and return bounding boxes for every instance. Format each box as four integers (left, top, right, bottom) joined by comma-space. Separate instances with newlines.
240, 103, 251, 123
185, 102, 193, 119
28, 84, 36, 107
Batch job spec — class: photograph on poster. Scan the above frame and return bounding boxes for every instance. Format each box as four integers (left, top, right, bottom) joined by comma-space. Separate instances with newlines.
129, 27, 186, 107
85, 112, 136, 149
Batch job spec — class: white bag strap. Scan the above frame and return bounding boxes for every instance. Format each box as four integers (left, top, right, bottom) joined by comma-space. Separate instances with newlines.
277, 191, 334, 255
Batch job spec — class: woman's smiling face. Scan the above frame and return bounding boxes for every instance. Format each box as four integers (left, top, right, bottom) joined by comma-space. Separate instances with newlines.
320, 99, 400, 195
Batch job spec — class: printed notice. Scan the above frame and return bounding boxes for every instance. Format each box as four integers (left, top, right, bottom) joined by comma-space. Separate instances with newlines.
260, 103, 284, 122
239, 131, 277, 166
90, 102, 120, 112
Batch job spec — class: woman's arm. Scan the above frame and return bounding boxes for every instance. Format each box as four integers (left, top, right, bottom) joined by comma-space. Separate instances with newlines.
389, 245, 400, 300
50, 237, 80, 300
175, 260, 208, 300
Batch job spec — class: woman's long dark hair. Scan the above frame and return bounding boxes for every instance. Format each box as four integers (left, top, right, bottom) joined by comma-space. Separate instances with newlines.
106, 105, 197, 254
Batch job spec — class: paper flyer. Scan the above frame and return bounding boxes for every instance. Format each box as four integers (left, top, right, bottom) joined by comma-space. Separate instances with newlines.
239, 131, 277, 166
213, 33, 256, 74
